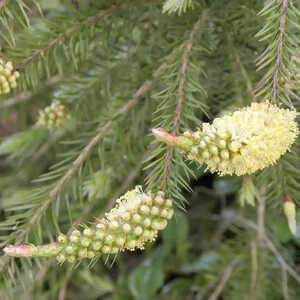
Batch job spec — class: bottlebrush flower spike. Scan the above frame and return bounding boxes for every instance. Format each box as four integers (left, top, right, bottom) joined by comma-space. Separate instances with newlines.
153, 102, 298, 176
37, 100, 71, 129
3, 186, 174, 263
0, 59, 20, 94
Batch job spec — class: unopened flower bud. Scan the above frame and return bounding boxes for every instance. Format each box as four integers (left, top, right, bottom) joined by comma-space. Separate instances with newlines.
81, 238, 91, 247
56, 254, 66, 263
0, 59, 19, 94
78, 248, 88, 258
140, 205, 150, 214
57, 234, 67, 244
83, 228, 94, 237
92, 241, 102, 251
283, 196, 297, 235
134, 226, 143, 236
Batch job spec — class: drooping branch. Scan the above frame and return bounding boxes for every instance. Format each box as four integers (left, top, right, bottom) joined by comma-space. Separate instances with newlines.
161, 16, 203, 192
16, 3, 133, 70
207, 257, 242, 300
0, 49, 177, 272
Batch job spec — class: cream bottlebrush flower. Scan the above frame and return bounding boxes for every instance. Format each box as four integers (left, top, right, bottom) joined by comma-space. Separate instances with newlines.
153, 102, 299, 176
37, 100, 71, 129
0, 59, 20, 94
3, 186, 174, 263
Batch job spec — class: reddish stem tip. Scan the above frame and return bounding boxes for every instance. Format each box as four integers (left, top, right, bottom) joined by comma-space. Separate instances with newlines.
282, 195, 291, 203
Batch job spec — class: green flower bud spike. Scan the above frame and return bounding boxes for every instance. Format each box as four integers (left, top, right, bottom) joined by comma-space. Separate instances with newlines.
3, 186, 174, 263
153, 102, 299, 176
37, 100, 71, 129
0, 59, 20, 94
283, 195, 297, 236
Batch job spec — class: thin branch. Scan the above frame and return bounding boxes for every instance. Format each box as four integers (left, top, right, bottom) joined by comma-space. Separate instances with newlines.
234, 215, 300, 284
0, 76, 61, 109
250, 240, 258, 298
207, 257, 242, 300
264, 236, 300, 284
285, 87, 300, 102
16, 3, 133, 70
272, 0, 288, 104
210, 212, 300, 284
281, 265, 290, 300
162, 17, 202, 192
0, 50, 177, 273
257, 186, 266, 242
58, 268, 72, 300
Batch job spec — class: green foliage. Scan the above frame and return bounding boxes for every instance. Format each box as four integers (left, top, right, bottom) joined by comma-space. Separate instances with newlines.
255, 0, 300, 106
129, 262, 164, 300
0, 127, 48, 164
0, 0, 299, 299
163, 0, 195, 15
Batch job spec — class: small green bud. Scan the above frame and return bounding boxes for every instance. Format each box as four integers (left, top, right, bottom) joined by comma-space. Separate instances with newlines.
78, 248, 88, 258
221, 150, 230, 160
102, 246, 111, 254
132, 214, 142, 223
210, 145, 218, 155
67, 256, 76, 263
165, 199, 172, 207
134, 226, 143, 236
81, 238, 91, 247
96, 223, 106, 230
111, 247, 119, 254
160, 209, 169, 218
96, 230, 105, 239
150, 207, 160, 216
122, 223, 131, 233
202, 150, 210, 159
116, 237, 125, 247
105, 235, 114, 244
126, 240, 137, 249
140, 205, 150, 215
143, 218, 151, 227
57, 234, 67, 244
109, 220, 119, 230
83, 228, 94, 237
92, 241, 102, 251
65, 246, 75, 254
56, 254, 66, 263
154, 195, 164, 205
87, 251, 95, 259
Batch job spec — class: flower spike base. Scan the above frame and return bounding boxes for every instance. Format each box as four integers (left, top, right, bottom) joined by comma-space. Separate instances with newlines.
153, 102, 298, 176
3, 186, 174, 263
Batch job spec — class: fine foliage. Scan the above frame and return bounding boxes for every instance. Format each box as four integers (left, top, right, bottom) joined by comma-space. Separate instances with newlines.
0, 0, 299, 299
